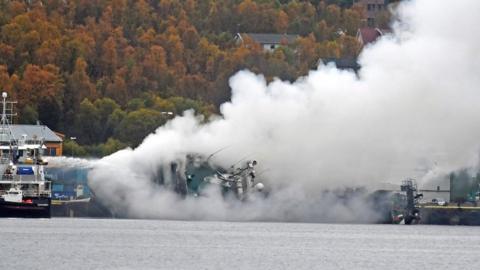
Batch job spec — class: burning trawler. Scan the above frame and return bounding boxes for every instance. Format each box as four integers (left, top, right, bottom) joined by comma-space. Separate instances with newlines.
46, 152, 266, 218
0, 92, 51, 218
154, 154, 265, 200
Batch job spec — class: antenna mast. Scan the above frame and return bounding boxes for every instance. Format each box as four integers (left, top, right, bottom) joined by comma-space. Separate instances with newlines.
0, 92, 17, 146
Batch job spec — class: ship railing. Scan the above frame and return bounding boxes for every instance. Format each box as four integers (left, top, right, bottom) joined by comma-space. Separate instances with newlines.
25, 191, 51, 197
0, 157, 9, 164
0, 190, 50, 197
17, 175, 38, 182
19, 189, 39, 197
0, 175, 47, 182
1, 174, 14, 180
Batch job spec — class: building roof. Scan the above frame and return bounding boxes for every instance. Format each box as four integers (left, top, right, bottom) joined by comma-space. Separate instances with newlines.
9, 125, 63, 143
321, 58, 361, 71
238, 33, 298, 45
356, 27, 391, 45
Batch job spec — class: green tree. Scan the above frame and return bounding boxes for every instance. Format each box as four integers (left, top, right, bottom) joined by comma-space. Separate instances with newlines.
94, 97, 121, 141
37, 95, 61, 130
63, 139, 88, 157
100, 138, 127, 156
114, 108, 167, 146
75, 99, 100, 145
19, 104, 38, 124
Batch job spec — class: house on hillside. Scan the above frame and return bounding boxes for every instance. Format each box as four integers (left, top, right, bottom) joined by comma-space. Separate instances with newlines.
354, 0, 389, 27
235, 33, 298, 52
9, 125, 64, 156
356, 27, 390, 47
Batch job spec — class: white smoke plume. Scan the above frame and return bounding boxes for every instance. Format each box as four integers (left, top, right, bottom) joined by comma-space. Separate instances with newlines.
86, 0, 480, 222
47, 156, 97, 169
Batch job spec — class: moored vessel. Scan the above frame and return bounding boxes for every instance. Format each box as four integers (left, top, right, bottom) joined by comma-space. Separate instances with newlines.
389, 174, 480, 225
0, 92, 51, 218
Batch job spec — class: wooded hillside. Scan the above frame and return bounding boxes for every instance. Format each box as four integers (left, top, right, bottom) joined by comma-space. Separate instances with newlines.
0, 0, 376, 155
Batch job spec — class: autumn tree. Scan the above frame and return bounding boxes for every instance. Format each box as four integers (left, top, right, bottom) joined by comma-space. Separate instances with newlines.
0, 65, 12, 93
237, 0, 259, 32
296, 34, 318, 73
275, 10, 289, 33
325, 4, 341, 26
19, 64, 63, 110
342, 8, 363, 35
100, 36, 118, 77
339, 35, 361, 58
66, 58, 97, 110
105, 75, 128, 106
0, 0, 372, 156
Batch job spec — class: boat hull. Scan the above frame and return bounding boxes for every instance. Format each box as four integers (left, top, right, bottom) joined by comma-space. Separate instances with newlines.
0, 198, 51, 218
51, 198, 91, 217
419, 205, 480, 225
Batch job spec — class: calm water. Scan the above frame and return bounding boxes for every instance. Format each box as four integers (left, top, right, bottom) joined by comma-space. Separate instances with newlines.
0, 218, 479, 270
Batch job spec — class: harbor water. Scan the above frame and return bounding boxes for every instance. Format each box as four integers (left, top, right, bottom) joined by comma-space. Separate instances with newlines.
0, 218, 479, 270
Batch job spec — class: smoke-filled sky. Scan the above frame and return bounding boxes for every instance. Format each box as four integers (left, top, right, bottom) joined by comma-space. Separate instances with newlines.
83, 0, 480, 222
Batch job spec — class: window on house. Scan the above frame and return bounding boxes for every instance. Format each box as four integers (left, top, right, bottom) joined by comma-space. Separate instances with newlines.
378, 4, 382, 10
270, 45, 275, 50
367, 18, 375, 27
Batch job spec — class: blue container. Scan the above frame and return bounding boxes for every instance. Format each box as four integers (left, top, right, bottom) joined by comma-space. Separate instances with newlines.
17, 166, 34, 175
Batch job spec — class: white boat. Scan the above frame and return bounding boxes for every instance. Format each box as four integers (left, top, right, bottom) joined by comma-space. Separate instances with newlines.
0, 92, 51, 218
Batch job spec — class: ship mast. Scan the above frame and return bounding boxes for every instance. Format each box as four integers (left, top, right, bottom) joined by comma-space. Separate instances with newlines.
1, 92, 6, 125
0, 92, 8, 143
0, 92, 17, 162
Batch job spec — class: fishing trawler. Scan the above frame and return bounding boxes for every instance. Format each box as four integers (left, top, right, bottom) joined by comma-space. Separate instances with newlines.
173, 154, 265, 200
152, 153, 265, 201
0, 92, 51, 218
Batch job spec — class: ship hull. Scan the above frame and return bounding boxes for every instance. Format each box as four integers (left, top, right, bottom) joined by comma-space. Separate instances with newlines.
419, 205, 480, 225
52, 198, 91, 217
0, 198, 51, 218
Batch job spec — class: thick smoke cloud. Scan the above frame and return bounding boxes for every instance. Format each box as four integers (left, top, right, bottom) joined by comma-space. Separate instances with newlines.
86, 0, 480, 222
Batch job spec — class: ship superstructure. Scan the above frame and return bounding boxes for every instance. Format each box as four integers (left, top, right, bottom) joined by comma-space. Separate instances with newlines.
0, 92, 51, 218
153, 154, 265, 201
184, 155, 264, 200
